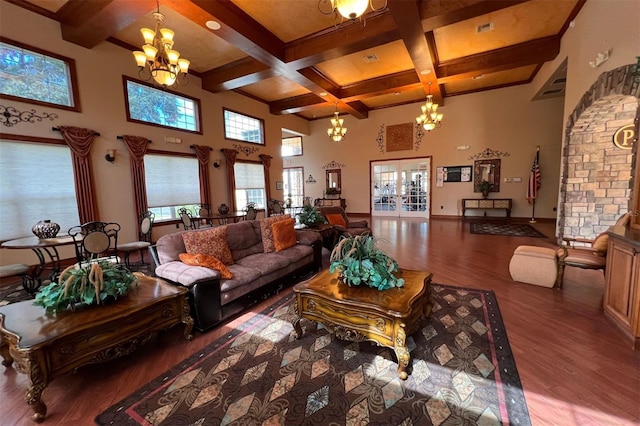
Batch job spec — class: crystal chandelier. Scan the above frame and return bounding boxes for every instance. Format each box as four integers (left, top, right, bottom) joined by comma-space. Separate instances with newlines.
132, 2, 190, 87
415, 82, 444, 131
327, 103, 347, 142
318, 0, 387, 26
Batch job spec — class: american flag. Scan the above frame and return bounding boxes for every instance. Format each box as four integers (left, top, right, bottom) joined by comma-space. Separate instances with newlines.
526, 150, 541, 204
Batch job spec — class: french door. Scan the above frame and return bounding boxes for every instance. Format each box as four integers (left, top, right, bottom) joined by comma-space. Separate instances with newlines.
371, 158, 431, 218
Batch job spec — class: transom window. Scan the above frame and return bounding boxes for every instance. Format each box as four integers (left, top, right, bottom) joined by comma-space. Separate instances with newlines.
0, 37, 78, 111
124, 77, 201, 133
282, 136, 303, 157
223, 109, 264, 145
145, 154, 201, 220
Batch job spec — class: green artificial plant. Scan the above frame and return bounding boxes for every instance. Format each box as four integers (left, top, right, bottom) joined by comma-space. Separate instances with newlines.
329, 234, 405, 291
298, 204, 326, 226
34, 260, 138, 313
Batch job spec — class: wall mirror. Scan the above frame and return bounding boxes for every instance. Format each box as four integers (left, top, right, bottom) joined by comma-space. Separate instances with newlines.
326, 169, 341, 193
473, 159, 501, 193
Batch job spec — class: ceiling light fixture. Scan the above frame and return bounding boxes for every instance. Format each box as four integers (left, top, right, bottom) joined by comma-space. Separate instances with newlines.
318, 0, 387, 27
415, 82, 444, 132
132, 1, 190, 87
327, 103, 347, 142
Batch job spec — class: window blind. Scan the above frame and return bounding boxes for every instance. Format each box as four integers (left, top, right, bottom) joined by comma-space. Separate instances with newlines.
145, 154, 200, 207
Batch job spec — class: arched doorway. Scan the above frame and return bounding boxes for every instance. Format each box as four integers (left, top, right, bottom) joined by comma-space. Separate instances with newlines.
558, 64, 640, 240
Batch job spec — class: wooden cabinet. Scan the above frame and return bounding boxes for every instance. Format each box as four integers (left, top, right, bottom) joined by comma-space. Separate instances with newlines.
462, 198, 512, 220
604, 226, 640, 349
315, 197, 346, 210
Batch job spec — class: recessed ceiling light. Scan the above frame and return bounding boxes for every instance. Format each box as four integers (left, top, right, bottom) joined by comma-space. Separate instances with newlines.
394, 92, 401, 96
420, 70, 431, 75
206, 21, 221, 30
319, 92, 328, 97
472, 75, 485, 80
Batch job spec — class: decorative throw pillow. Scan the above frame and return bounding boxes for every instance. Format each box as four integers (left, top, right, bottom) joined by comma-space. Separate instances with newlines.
178, 253, 233, 279
272, 218, 297, 252
326, 213, 347, 228
591, 232, 609, 256
260, 215, 292, 253
182, 226, 234, 265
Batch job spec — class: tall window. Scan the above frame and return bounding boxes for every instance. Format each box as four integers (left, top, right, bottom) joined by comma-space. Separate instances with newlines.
145, 154, 201, 220
281, 136, 303, 157
0, 37, 79, 111
0, 141, 80, 240
283, 167, 304, 207
124, 77, 201, 133
234, 162, 266, 209
223, 109, 264, 144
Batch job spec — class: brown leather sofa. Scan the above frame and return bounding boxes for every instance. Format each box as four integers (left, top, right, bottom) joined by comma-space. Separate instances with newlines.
318, 206, 371, 237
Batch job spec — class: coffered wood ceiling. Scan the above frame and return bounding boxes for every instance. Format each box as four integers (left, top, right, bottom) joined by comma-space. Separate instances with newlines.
6, 0, 584, 120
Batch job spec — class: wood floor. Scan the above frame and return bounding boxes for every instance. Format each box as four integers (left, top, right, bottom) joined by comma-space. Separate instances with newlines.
1, 217, 639, 425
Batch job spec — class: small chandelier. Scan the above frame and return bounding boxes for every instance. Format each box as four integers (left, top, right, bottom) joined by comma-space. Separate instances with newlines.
132, 1, 190, 87
318, 0, 387, 26
415, 82, 444, 131
327, 103, 347, 142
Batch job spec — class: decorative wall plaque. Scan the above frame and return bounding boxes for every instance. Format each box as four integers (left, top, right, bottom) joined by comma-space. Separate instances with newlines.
233, 144, 259, 156
613, 124, 635, 149
386, 123, 413, 152
0, 105, 58, 127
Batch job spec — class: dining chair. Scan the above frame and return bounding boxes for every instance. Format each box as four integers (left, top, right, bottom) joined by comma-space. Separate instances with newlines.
244, 203, 258, 220
269, 199, 285, 216
118, 211, 155, 269
178, 208, 197, 230
68, 221, 121, 267
195, 204, 213, 229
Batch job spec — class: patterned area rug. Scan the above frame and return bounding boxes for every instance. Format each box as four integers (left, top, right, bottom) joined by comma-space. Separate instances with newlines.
96, 284, 530, 425
470, 222, 546, 238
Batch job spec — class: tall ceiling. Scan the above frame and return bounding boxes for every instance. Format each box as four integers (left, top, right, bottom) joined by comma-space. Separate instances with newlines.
7, 0, 583, 120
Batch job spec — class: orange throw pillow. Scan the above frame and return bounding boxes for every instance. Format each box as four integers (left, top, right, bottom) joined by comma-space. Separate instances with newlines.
182, 226, 234, 265
326, 213, 347, 228
272, 218, 297, 252
260, 215, 291, 253
179, 253, 233, 279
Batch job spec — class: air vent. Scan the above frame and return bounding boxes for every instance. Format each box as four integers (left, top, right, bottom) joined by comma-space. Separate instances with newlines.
552, 77, 567, 85
363, 54, 379, 63
476, 22, 494, 33
542, 89, 564, 95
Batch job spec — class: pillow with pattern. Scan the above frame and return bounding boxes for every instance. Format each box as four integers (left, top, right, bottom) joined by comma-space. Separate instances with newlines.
179, 253, 233, 279
182, 226, 234, 265
260, 215, 293, 253
272, 218, 297, 252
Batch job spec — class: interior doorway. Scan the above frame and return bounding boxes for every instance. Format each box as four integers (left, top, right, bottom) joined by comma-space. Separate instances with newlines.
371, 158, 431, 218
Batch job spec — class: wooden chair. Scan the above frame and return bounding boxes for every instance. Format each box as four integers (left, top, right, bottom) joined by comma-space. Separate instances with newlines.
244, 202, 258, 220
118, 211, 155, 268
68, 221, 121, 267
178, 208, 197, 230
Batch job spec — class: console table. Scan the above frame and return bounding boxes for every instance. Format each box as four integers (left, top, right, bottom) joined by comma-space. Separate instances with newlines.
315, 197, 346, 210
462, 198, 512, 220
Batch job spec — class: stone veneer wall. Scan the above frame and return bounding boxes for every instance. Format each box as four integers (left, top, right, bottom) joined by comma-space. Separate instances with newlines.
559, 65, 640, 240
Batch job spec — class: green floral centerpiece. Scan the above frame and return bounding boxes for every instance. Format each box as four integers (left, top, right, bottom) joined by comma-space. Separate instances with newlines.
298, 204, 326, 227
34, 260, 138, 313
329, 234, 404, 290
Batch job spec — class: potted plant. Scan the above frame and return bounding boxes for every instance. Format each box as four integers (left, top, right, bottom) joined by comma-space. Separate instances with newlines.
479, 180, 494, 198
329, 234, 405, 290
34, 260, 138, 313
298, 204, 326, 227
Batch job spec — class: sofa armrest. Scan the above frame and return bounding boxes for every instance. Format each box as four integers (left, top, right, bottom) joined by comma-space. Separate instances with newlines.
155, 261, 221, 288
296, 230, 322, 246
347, 220, 368, 228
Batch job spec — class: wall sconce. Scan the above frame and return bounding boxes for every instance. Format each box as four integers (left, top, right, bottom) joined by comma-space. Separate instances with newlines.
105, 149, 116, 163
213, 160, 221, 168
305, 174, 316, 184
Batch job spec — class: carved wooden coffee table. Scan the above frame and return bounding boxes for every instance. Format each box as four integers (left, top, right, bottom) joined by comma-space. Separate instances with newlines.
0, 276, 193, 422
293, 269, 432, 380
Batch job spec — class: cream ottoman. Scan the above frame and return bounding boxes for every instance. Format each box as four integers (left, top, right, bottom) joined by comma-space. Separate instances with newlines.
509, 245, 558, 288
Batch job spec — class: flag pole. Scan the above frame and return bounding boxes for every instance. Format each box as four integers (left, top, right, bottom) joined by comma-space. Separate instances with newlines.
529, 146, 540, 223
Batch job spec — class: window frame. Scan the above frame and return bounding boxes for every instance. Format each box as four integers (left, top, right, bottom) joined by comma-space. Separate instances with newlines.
122, 76, 203, 134
0, 37, 80, 112
233, 160, 267, 210
223, 108, 265, 145
282, 136, 303, 157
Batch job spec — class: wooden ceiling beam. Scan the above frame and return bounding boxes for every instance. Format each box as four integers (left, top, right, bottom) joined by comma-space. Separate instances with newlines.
435, 36, 561, 82
269, 94, 325, 115
201, 57, 274, 92
339, 70, 421, 102
59, 0, 155, 48
420, 0, 531, 30
387, 0, 441, 103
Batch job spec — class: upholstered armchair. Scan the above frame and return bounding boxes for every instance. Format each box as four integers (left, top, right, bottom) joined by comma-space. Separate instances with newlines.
318, 206, 371, 237
556, 212, 631, 287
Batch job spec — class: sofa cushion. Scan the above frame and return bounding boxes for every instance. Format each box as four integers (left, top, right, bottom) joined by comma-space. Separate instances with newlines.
179, 253, 233, 279
155, 261, 220, 288
156, 231, 187, 264
326, 213, 347, 228
260, 215, 291, 253
226, 221, 264, 261
182, 226, 234, 265
272, 218, 297, 252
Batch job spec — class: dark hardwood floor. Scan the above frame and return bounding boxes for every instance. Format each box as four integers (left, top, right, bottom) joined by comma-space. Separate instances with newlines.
1, 217, 638, 425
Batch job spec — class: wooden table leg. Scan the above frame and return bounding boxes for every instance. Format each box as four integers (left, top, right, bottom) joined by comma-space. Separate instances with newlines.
393, 325, 409, 380
24, 353, 49, 422
0, 334, 12, 367
180, 298, 194, 340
